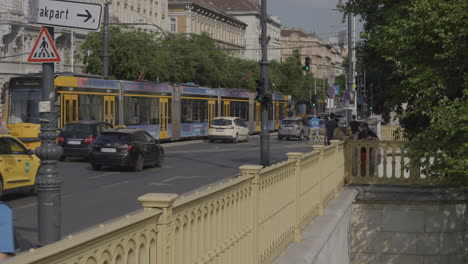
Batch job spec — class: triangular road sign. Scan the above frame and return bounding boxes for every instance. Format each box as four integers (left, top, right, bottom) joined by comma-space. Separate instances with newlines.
27, 27, 61, 63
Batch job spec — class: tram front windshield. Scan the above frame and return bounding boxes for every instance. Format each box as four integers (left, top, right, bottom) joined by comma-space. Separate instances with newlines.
8, 79, 42, 124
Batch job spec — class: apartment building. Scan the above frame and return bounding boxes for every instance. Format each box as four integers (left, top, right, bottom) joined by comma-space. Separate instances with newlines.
168, 0, 247, 58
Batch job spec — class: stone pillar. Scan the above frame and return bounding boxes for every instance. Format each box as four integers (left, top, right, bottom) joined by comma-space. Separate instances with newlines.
138, 193, 179, 264
287, 152, 304, 243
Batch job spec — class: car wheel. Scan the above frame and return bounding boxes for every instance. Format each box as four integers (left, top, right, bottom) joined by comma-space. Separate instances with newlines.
58, 155, 66, 161
209, 138, 214, 143
133, 154, 144, 172
299, 132, 304, 141
233, 134, 238, 143
0, 179, 3, 198
245, 135, 249, 142
92, 164, 101, 171
278, 136, 282, 140
155, 149, 164, 167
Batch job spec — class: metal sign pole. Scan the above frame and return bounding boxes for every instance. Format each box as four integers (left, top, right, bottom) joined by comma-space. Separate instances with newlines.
260, 0, 270, 167
35, 27, 63, 246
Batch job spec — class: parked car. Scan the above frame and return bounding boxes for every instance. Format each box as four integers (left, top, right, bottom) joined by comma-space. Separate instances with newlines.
278, 117, 310, 141
58, 121, 113, 160
0, 133, 40, 197
88, 129, 164, 172
207, 117, 249, 143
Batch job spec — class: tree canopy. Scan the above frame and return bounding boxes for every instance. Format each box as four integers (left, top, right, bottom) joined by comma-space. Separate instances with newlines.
346, 0, 467, 177
77, 27, 333, 102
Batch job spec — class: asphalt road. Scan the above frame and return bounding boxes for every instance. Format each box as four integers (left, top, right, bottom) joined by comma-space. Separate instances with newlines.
3, 134, 316, 249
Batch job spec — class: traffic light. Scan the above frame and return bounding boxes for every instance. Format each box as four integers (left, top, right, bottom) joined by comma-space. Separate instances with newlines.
311, 94, 317, 108
303, 57, 311, 71
369, 106, 373, 110
255, 78, 265, 102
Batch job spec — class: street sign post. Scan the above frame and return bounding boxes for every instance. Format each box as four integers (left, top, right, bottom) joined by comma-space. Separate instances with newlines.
29, 0, 102, 30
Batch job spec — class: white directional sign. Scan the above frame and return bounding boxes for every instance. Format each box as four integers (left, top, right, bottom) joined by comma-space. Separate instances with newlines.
29, 0, 102, 30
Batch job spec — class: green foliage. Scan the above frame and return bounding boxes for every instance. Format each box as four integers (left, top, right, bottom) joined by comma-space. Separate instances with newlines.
78, 27, 333, 101
347, 0, 468, 178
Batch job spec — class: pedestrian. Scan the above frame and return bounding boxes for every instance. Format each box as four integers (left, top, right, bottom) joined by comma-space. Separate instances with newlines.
0, 202, 15, 261
357, 123, 379, 176
349, 115, 360, 134
325, 113, 338, 145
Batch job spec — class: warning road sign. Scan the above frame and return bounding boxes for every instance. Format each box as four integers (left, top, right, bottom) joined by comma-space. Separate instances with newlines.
27, 27, 61, 63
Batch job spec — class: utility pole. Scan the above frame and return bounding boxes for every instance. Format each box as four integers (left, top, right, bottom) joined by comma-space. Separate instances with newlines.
337, 0, 354, 123
35, 27, 63, 246
102, 1, 109, 79
260, 0, 270, 167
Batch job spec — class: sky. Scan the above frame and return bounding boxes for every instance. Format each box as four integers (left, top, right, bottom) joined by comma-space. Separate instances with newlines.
268, 0, 362, 43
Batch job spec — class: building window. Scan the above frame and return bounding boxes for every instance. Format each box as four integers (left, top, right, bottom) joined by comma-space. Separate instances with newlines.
170, 18, 177, 33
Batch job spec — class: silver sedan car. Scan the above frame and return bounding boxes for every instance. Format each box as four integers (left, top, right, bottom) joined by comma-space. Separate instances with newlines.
278, 117, 310, 141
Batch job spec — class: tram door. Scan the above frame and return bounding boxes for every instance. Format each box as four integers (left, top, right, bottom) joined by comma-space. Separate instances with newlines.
103, 96, 116, 126
275, 103, 280, 130
62, 94, 78, 127
159, 98, 169, 139
223, 101, 230, 116
255, 102, 261, 132
208, 100, 216, 124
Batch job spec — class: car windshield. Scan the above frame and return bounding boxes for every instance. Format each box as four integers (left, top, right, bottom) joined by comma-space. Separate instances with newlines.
95, 133, 131, 143
211, 119, 232, 126
63, 124, 92, 133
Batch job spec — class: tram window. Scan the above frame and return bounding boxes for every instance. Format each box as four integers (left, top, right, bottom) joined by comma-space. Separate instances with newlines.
229, 101, 248, 120
124, 96, 158, 125
181, 99, 207, 123
78, 95, 103, 121
9, 90, 41, 124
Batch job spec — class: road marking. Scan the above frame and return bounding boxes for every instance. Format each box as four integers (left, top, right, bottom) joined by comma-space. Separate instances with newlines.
162, 176, 201, 183
149, 182, 170, 186
16, 202, 37, 209
88, 172, 121, 179
102, 181, 128, 188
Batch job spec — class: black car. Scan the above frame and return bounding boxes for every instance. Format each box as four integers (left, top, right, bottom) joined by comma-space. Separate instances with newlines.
58, 121, 113, 160
88, 129, 164, 172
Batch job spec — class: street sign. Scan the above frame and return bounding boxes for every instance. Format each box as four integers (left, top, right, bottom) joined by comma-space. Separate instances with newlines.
328, 74, 335, 85
27, 27, 61, 63
29, 0, 102, 30
309, 117, 319, 128
333, 85, 340, 96
327, 86, 335, 97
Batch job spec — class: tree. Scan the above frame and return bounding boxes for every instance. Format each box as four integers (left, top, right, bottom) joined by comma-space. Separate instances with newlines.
347, 0, 468, 177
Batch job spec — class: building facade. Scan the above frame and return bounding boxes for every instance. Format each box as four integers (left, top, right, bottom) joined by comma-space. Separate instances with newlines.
207, 0, 282, 62
280, 28, 343, 79
168, 0, 247, 58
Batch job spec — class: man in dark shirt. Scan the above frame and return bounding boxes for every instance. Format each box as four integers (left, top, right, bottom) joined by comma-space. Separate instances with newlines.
358, 122, 379, 140
349, 115, 360, 134
325, 113, 338, 145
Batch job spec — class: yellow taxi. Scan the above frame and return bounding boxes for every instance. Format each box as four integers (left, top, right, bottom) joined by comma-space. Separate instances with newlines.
0, 133, 40, 198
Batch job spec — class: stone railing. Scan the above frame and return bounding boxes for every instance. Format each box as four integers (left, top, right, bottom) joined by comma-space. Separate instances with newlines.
9, 141, 346, 264
380, 125, 405, 141
344, 140, 451, 186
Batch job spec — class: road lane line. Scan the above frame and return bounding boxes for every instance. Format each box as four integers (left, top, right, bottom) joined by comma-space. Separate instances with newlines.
162, 176, 201, 183
150, 183, 170, 186
88, 172, 121, 179
15, 202, 37, 209
102, 181, 128, 188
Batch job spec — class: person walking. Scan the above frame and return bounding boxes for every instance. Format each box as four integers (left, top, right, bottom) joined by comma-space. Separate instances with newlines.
0, 202, 15, 261
358, 123, 379, 176
325, 113, 338, 145
349, 115, 360, 134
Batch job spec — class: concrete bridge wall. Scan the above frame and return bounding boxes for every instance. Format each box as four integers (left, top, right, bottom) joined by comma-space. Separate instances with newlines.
351, 186, 468, 264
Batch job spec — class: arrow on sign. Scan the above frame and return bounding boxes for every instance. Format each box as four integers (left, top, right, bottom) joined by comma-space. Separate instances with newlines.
77, 9, 92, 22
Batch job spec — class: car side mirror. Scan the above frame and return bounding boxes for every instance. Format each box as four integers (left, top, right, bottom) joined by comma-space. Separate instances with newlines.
27, 149, 35, 155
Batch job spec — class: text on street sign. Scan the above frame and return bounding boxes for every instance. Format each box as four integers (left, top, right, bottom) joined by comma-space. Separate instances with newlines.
29, 0, 102, 31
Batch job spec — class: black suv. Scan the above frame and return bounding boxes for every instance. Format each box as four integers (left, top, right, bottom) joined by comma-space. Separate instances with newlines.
88, 129, 164, 172
58, 121, 113, 160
